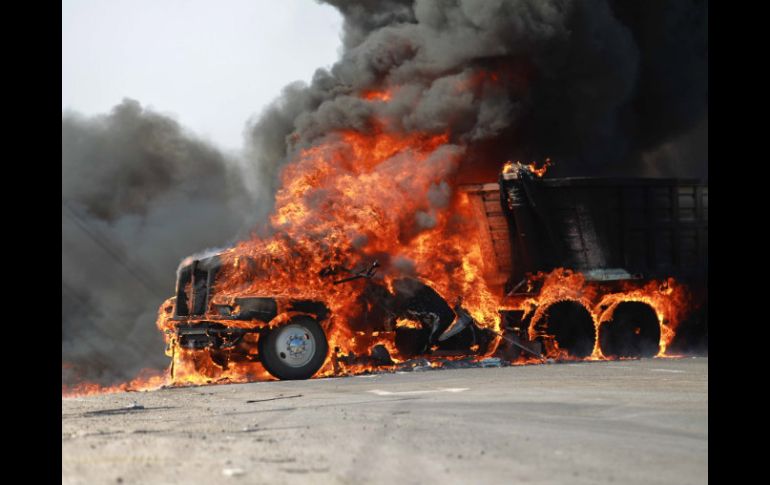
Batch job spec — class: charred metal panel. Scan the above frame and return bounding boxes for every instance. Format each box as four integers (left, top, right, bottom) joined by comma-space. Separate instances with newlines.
173, 255, 222, 317
232, 297, 278, 322
175, 265, 192, 317
190, 262, 209, 315
288, 300, 330, 322
176, 322, 211, 349
499, 174, 540, 283
176, 321, 258, 350
487, 177, 708, 283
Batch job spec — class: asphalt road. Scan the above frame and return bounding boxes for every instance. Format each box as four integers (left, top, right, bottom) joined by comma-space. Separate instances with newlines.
62, 357, 708, 485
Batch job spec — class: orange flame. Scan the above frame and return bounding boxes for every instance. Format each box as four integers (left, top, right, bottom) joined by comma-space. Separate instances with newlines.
502, 158, 552, 178
63, 108, 692, 396
360, 89, 392, 102
502, 269, 691, 361
62, 368, 168, 398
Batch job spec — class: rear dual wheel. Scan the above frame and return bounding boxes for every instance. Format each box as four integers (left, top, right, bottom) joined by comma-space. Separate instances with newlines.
259, 316, 329, 380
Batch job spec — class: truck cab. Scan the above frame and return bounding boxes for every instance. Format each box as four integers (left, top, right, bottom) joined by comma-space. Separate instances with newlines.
158, 254, 331, 380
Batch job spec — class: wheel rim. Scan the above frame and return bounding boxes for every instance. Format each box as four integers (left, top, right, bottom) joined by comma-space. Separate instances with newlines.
274, 323, 316, 368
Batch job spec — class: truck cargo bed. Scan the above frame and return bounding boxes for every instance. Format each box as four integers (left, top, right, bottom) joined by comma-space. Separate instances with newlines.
463, 177, 708, 287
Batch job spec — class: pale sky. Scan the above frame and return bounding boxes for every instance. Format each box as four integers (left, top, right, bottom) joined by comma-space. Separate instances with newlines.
62, 0, 343, 151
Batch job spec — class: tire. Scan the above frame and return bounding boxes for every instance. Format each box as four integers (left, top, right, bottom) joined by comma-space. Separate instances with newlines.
259, 316, 328, 380
394, 326, 431, 358
598, 302, 660, 358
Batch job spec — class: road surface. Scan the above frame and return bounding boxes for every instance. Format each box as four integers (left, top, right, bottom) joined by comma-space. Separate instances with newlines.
62, 357, 708, 484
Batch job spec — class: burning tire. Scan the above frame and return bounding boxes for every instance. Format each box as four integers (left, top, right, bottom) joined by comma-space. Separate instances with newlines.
394, 326, 431, 357
533, 300, 595, 358
599, 302, 660, 358
259, 316, 329, 380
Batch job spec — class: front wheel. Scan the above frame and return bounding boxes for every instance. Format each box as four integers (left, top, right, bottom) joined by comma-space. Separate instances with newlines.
259, 316, 328, 380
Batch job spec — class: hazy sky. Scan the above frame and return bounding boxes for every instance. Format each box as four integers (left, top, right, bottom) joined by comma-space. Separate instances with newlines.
62, 0, 343, 151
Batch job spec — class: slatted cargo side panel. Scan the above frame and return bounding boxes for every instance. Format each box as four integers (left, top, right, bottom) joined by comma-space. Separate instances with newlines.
541, 180, 708, 278
464, 184, 510, 285
464, 178, 707, 283
544, 186, 625, 271
618, 183, 708, 277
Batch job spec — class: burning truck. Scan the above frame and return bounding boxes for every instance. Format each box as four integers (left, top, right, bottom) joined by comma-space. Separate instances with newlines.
155, 161, 707, 382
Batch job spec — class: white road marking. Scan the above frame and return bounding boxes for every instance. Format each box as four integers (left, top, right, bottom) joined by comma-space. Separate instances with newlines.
367, 387, 470, 396
650, 368, 685, 373
222, 468, 245, 477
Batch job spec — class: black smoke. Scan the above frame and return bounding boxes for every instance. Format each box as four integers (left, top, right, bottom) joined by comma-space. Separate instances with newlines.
62, 99, 254, 385
247, 0, 707, 201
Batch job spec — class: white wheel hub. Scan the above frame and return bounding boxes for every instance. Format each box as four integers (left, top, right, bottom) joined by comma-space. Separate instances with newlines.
274, 324, 316, 368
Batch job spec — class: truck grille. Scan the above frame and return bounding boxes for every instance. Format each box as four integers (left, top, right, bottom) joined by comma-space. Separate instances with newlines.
174, 256, 222, 317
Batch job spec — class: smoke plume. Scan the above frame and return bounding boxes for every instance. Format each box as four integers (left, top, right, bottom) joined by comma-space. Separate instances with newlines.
62, 99, 254, 385
247, 0, 707, 204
